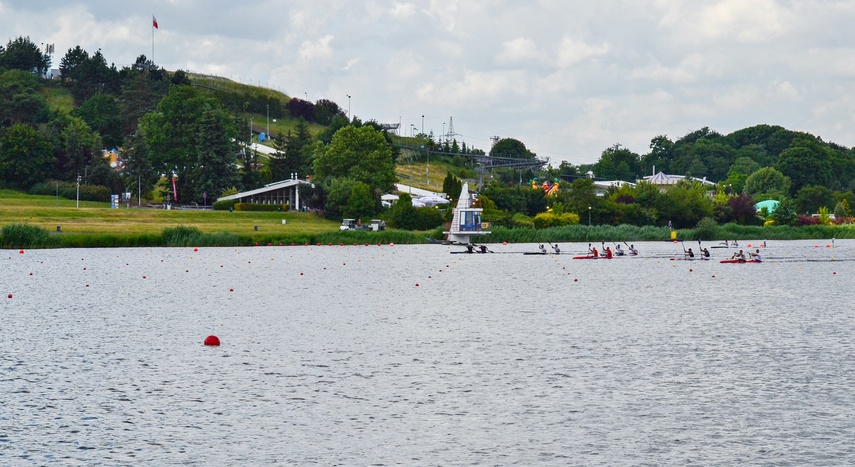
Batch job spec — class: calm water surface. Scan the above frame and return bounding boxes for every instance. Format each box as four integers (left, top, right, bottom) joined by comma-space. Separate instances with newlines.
2, 240, 854, 465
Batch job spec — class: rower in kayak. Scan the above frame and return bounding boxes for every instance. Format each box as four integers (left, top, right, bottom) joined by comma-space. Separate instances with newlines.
552, 243, 561, 254
749, 249, 762, 262
684, 247, 695, 259
614, 244, 624, 256
700, 247, 710, 258
589, 246, 599, 258
628, 245, 638, 255
730, 249, 746, 260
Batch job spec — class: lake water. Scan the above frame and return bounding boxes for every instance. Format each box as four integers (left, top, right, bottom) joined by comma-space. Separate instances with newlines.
2, 239, 854, 465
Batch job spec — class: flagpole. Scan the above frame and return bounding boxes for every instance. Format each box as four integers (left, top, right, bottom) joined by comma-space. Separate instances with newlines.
151, 15, 155, 64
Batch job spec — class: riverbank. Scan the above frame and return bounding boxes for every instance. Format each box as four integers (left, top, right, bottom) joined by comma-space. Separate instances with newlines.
2, 190, 852, 248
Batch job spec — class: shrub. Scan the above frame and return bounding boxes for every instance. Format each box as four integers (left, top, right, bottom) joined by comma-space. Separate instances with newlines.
796, 215, 820, 226
694, 217, 718, 240
510, 213, 534, 229
29, 180, 111, 202
233, 203, 288, 212
212, 199, 237, 211
533, 212, 559, 229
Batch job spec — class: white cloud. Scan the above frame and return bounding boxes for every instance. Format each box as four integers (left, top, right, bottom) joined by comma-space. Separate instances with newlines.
497, 37, 541, 65
298, 34, 334, 61
556, 37, 609, 68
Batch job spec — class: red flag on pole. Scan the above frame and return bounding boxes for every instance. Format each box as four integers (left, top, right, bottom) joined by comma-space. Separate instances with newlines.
152, 16, 158, 29
171, 176, 177, 201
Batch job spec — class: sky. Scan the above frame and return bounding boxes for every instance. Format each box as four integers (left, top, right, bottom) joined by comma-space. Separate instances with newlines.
3, 0, 855, 166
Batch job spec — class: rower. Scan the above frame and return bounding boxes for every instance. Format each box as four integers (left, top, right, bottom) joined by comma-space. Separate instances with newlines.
539, 244, 547, 254
479, 245, 488, 253
614, 244, 624, 256
552, 244, 560, 254
731, 249, 745, 260
701, 247, 710, 258
749, 249, 762, 262
604, 247, 613, 259
684, 247, 695, 259
466, 243, 474, 253
629, 245, 638, 255
590, 246, 599, 258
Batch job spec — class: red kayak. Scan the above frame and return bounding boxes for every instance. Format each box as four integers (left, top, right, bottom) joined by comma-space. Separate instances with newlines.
573, 255, 611, 259
719, 259, 762, 263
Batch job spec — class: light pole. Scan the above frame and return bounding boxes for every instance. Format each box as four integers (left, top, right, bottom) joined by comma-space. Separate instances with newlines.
422, 115, 427, 185
266, 103, 269, 138
588, 206, 592, 227
76, 174, 81, 208
347, 94, 351, 123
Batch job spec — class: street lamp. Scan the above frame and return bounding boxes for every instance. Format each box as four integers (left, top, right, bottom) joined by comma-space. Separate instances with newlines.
422, 115, 427, 185
588, 206, 592, 226
347, 94, 351, 122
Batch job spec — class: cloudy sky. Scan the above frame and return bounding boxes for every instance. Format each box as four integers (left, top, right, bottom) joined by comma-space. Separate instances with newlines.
3, 0, 855, 165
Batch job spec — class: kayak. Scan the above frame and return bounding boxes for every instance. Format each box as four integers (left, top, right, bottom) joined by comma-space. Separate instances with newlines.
572, 255, 611, 259
719, 259, 761, 263
524, 252, 548, 255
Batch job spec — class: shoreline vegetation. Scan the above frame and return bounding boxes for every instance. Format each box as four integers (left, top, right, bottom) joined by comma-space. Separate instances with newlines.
2, 192, 852, 249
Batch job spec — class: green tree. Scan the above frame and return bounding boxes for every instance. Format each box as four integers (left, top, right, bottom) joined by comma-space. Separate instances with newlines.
193, 108, 239, 203
313, 125, 396, 191
0, 69, 49, 126
658, 180, 713, 228
56, 116, 103, 181
743, 167, 791, 197
770, 197, 798, 225
0, 123, 55, 188
594, 144, 640, 181
795, 185, 835, 215
73, 94, 124, 148
640, 134, 674, 175
0, 36, 50, 76
343, 182, 376, 219
136, 85, 227, 203
776, 141, 832, 193
489, 137, 535, 159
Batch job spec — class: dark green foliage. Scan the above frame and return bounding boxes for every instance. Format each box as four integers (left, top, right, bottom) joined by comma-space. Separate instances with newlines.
0, 69, 49, 126
442, 172, 462, 199
0, 36, 50, 76
694, 217, 718, 240
212, 199, 237, 211
73, 94, 124, 148
0, 223, 59, 248
489, 138, 535, 159
770, 198, 798, 226
795, 185, 835, 215
28, 180, 111, 201
343, 182, 376, 220
594, 144, 641, 181
233, 203, 287, 212
0, 123, 54, 189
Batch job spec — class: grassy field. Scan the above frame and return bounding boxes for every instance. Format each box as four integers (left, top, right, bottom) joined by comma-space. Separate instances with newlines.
0, 189, 337, 236
0, 190, 435, 248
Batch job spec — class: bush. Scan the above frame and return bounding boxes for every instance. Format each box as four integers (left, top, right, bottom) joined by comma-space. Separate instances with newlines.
212, 199, 237, 211
29, 180, 111, 202
510, 213, 534, 229
233, 203, 288, 212
694, 217, 718, 240
533, 212, 559, 229
1, 223, 59, 248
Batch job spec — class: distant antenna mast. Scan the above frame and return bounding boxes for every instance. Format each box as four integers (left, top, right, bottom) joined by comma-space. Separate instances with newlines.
445, 117, 458, 142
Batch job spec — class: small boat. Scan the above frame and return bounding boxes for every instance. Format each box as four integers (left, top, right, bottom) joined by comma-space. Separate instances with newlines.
719, 259, 761, 263
572, 255, 610, 260
524, 251, 548, 255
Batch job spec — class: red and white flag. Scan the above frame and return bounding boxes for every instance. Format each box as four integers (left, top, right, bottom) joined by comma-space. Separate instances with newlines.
152, 15, 158, 29
171, 176, 177, 201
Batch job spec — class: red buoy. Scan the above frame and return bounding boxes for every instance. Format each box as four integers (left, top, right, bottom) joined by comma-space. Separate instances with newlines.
7, 293, 12, 298
194, 248, 198, 252
204, 335, 220, 346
